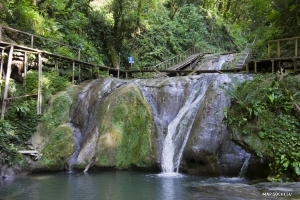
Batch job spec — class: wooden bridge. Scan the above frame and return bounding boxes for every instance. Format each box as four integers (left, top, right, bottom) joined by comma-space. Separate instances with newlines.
0, 25, 299, 118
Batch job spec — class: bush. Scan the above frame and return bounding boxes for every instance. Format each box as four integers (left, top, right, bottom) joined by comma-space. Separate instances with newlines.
224, 75, 300, 181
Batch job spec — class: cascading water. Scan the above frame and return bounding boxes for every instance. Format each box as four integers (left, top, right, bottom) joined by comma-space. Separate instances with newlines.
238, 153, 251, 178
62, 53, 251, 175
161, 78, 210, 173
160, 54, 234, 174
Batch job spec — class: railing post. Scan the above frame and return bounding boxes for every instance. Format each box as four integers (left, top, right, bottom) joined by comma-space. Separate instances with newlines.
294, 59, 297, 73
271, 60, 274, 73
0, 48, 4, 80
55, 59, 59, 74
78, 49, 81, 60
72, 61, 75, 84
31, 35, 34, 48
24, 52, 28, 92
295, 38, 298, 57
268, 42, 270, 58
254, 61, 257, 73
277, 41, 280, 58
90, 66, 93, 79
0, 26, 2, 42
1, 45, 14, 119
78, 65, 81, 82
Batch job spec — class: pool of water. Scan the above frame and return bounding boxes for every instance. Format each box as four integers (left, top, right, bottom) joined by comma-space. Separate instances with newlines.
0, 171, 249, 200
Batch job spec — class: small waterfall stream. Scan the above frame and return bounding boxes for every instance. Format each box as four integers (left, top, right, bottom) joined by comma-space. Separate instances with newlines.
159, 55, 232, 174
161, 79, 209, 173
238, 153, 251, 177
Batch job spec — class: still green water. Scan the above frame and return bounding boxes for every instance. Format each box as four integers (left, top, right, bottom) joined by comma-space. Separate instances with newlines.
0, 171, 248, 200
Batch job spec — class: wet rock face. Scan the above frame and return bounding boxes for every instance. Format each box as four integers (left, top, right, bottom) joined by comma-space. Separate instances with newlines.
26, 73, 267, 177
182, 75, 249, 176
69, 80, 159, 169
137, 74, 254, 176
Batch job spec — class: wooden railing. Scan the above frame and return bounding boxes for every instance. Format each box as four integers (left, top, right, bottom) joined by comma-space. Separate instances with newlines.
144, 47, 201, 70
267, 36, 300, 58
0, 25, 81, 60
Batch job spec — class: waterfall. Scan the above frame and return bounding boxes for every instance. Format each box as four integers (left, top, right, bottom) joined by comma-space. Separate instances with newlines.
161, 78, 210, 173
238, 153, 251, 177
63, 53, 249, 174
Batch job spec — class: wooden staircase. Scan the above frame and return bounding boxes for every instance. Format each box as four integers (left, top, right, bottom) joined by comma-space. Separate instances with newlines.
235, 47, 250, 70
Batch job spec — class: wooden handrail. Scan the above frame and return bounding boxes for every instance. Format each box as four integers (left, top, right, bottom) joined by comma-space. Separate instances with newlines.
267, 36, 299, 59
268, 36, 300, 43
149, 47, 199, 70
0, 25, 80, 59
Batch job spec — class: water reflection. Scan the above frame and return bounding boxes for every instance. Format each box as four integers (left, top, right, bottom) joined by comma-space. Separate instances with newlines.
0, 171, 249, 200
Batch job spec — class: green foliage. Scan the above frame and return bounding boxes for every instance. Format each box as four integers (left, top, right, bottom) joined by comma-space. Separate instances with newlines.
40, 126, 75, 170
42, 95, 72, 129
0, 119, 23, 166
6, 99, 40, 143
1, 70, 70, 166
224, 75, 300, 181
25, 70, 70, 102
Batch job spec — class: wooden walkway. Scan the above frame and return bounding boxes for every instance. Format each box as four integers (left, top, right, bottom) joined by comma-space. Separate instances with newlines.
245, 36, 300, 74
1, 25, 299, 118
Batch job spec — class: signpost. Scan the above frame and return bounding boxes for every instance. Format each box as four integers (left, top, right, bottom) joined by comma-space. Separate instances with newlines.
128, 56, 134, 68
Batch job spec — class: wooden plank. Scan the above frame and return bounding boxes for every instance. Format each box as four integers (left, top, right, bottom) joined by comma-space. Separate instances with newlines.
268, 36, 300, 42
1, 45, 14, 119
0, 41, 111, 71
5, 94, 37, 101
19, 150, 39, 154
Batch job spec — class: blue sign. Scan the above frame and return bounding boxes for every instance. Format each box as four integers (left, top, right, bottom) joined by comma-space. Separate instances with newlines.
128, 57, 134, 64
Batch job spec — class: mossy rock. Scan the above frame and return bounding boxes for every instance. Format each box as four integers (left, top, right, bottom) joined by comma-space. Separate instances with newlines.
39, 124, 75, 170
94, 83, 158, 169
31, 85, 82, 151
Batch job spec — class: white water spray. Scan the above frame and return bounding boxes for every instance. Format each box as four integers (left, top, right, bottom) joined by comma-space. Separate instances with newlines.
161, 78, 210, 173
238, 153, 251, 177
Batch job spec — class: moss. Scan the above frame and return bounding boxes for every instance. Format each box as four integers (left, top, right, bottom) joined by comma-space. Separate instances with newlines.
225, 75, 300, 181
40, 125, 75, 170
95, 83, 157, 168
42, 92, 72, 130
